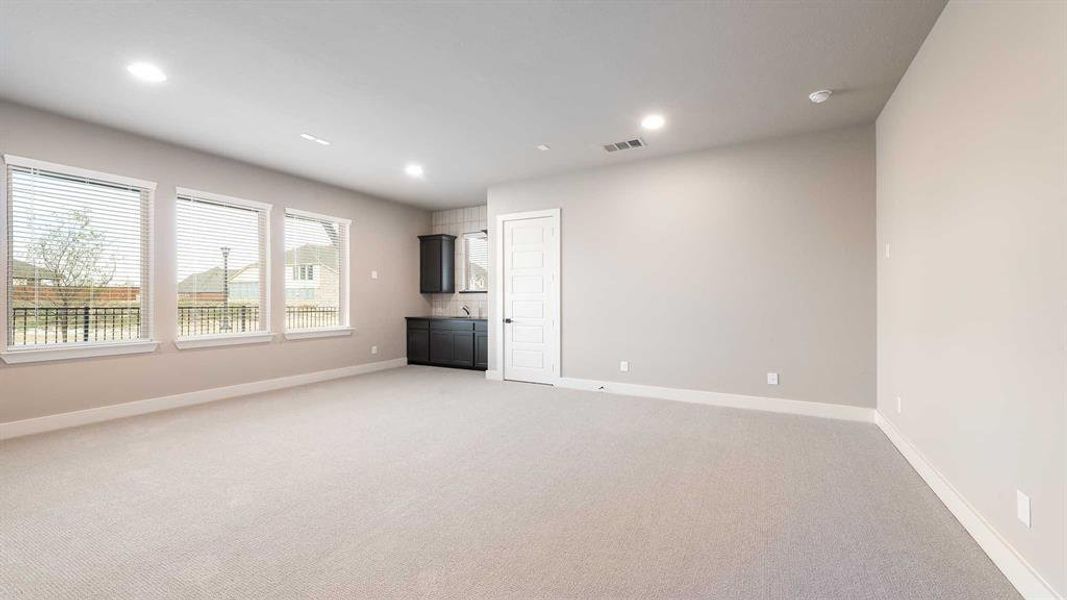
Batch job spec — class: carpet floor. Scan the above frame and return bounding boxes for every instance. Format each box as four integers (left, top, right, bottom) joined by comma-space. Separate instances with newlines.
1, 366, 1017, 599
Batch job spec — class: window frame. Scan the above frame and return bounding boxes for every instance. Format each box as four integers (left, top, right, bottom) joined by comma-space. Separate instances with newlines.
282, 207, 352, 340
0, 154, 158, 364
173, 187, 274, 350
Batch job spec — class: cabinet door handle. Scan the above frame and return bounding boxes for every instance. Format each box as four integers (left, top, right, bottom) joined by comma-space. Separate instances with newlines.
504, 318, 513, 324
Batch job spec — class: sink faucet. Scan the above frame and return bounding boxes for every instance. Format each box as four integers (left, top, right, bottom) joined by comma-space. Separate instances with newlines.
462, 305, 470, 316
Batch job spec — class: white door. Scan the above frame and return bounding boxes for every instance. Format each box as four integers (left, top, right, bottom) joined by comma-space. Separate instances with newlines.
501, 213, 559, 384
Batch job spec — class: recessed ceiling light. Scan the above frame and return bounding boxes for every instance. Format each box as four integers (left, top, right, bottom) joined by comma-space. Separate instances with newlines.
536, 144, 551, 151
641, 114, 666, 131
405, 163, 425, 178
126, 62, 167, 83
809, 89, 833, 104
300, 133, 331, 145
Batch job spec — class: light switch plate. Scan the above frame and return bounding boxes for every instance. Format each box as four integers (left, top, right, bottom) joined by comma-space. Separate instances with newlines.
371, 345, 379, 355
1017, 490, 1031, 528
371, 270, 379, 279
896, 396, 903, 414
619, 361, 629, 373
766, 372, 779, 385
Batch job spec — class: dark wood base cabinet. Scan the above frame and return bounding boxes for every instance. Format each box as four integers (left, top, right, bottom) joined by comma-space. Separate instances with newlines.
407, 318, 487, 371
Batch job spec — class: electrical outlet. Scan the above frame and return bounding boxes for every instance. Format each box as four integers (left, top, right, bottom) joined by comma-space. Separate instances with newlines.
371, 270, 379, 280
1017, 490, 1031, 528
619, 361, 629, 373
766, 372, 779, 385
885, 242, 892, 259
896, 396, 903, 414
371, 345, 378, 355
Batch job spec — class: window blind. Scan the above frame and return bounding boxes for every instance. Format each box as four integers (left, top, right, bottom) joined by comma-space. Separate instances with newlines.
5, 160, 152, 348
176, 190, 269, 338
464, 232, 489, 291
284, 210, 348, 331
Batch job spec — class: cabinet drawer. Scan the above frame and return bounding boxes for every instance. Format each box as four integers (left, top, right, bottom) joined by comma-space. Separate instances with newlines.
474, 320, 488, 333
407, 318, 430, 330
430, 319, 475, 331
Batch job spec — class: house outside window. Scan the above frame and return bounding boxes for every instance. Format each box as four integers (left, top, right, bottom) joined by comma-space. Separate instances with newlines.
284, 209, 350, 332
175, 188, 270, 340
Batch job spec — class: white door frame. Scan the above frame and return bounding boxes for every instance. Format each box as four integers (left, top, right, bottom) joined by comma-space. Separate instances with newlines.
494, 208, 561, 384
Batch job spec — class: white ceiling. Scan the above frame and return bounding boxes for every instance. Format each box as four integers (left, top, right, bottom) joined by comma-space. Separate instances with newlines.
0, 1, 945, 209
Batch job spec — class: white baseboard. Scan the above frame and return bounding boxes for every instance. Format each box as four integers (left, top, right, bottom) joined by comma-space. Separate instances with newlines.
875, 412, 1062, 600
0, 358, 408, 440
557, 377, 874, 422
485, 369, 503, 381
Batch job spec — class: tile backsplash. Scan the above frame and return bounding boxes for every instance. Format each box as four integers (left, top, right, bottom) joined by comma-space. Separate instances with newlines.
430, 205, 488, 318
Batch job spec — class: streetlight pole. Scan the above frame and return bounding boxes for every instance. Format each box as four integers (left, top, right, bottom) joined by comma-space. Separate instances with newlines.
220, 247, 231, 332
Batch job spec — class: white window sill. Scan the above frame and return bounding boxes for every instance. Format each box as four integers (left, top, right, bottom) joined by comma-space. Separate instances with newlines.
1, 340, 159, 364
174, 332, 275, 350
284, 327, 353, 341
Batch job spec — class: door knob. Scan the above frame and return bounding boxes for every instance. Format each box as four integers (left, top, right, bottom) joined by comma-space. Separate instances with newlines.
504, 318, 513, 323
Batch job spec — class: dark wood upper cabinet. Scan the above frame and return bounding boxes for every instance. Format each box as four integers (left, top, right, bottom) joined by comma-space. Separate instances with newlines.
419, 234, 456, 293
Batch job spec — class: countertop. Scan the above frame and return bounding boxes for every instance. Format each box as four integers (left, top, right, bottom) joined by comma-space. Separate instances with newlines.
406, 315, 487, 321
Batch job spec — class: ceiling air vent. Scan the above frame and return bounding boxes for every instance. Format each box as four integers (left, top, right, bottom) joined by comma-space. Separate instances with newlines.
603, 137, 646, 153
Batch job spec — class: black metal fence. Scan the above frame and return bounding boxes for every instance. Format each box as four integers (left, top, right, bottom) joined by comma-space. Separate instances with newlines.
178, 305, 259, 337
10, 306, 140, 345
285, 306, 340, 331
9, 305, 341, 346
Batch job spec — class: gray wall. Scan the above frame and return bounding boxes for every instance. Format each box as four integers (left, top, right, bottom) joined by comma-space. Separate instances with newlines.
876, 1, 1066, 594
0, 101, 431, 424
488, 125, 876, 408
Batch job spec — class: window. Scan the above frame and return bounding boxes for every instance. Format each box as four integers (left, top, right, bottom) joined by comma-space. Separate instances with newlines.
462, 231, 488, 292
4, 155, 154, 357
176, 189, 270, 341
284, 209, 349, 334
292, 264, 315, 281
